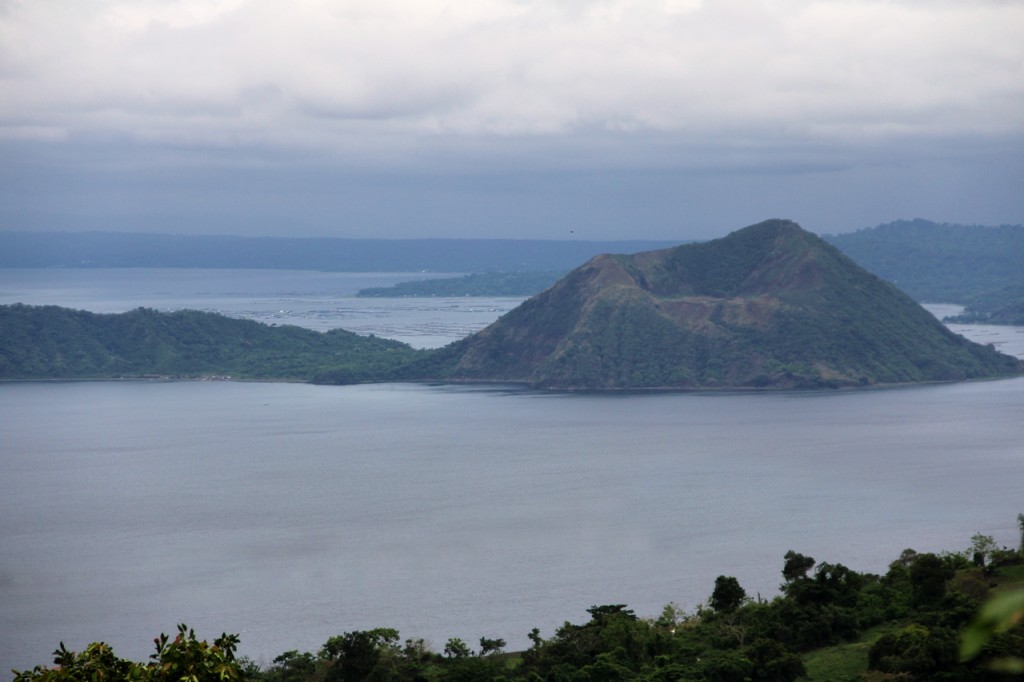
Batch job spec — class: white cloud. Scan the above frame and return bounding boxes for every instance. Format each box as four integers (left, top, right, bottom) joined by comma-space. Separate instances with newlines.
1, 0, 1022, 167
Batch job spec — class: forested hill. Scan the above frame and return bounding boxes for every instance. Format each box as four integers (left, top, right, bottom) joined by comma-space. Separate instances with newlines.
396, 220, 1023, 390
823, 219, 1024, 304
0, 232, 676, 272
0, 304, 420, 382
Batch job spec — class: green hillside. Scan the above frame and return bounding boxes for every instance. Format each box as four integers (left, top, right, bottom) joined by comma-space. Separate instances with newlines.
824, 219, 1024, 305
0, 304, 420, 382
394, 220, 1022, 389
945, 285, 1024, 325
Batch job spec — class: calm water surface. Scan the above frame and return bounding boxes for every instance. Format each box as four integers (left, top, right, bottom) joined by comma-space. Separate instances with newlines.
0, 269, 521, 348
2, 380, 1023, 671
3, 269, 1022, 357
1, 270, 1023, 672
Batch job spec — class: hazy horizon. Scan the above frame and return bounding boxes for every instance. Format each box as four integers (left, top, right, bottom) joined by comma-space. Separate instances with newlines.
2, 216, 1021, 244
2, 2, 1023, 242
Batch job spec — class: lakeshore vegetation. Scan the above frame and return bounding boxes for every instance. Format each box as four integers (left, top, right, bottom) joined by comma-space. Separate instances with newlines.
823, 220, 1024, 321
14, 530, 1024, 682
0, 304, 421, 382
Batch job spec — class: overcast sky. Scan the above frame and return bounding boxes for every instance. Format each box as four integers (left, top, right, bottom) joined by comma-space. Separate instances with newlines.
2, 0, 1022, 241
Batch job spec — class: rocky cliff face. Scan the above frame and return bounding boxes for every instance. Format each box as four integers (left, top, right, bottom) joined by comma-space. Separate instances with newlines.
412, 220, 1023, 389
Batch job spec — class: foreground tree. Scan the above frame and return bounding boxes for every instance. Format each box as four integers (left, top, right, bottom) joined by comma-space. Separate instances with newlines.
16, 526, 1021, 682
263, 650, 316, 682
320, 628, 401, 682
13, 624, 241, 682
1018, 513, 1024, 553
909, 552, 955, 607
970, 532, 997, 567
710, 575, 747, 613
781, 550, 815, 583
869, 623, 959, 679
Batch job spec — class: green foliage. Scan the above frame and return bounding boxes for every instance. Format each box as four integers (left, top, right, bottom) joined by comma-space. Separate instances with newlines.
960, 588, 1024, 669
443, 637, 472, 659
745, 638, 805, 682
0, 304, 421, 382
1019, 514, 1024, 554
654, 218, 802, 298
478, 637, 507, 657
970, 533, 998, 567
868, 624, 959, 679
15, 530, 1024, 682
13, 624, 241, 682
750, 562, 867, 651
824, 219, 1024, 304
800, 624, 894, 682
782, 550, 815, 583
12, 642, 142, 682
321, 628, 401, 682
945, 285, 1024, 325
263, 650, 316, 682
418, 219, 1023, 389
910, 553, 956, 607
533, 293, 705, 388
150, 625, 242, 682
709, 576, 747, 613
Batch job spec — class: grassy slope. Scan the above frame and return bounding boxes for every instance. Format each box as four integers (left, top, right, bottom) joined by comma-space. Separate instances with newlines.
801, 563, 1024, 681
801, 624, 898, 681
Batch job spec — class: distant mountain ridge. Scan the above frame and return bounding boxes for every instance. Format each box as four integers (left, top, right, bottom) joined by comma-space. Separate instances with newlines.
823, 219, 1024, 304
0, 231, 677, 272
395, 220, 1022, 389
6, 221, 1019, 311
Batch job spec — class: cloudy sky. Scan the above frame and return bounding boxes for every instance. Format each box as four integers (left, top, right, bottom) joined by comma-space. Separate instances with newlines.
2, 0, 1022, 240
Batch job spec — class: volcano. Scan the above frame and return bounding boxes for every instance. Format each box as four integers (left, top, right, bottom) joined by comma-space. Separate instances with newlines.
401, 220, 1022, 389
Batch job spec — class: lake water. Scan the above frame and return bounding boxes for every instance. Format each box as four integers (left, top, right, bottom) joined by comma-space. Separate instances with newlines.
1, 270, 1023, 672
0, 269, 521, 349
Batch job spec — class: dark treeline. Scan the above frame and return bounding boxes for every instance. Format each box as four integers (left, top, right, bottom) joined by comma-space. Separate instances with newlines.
4, 300, 1022, 388
15, 533, 1024, 682
944, 285, 1024, 326
0, 304, 421, 382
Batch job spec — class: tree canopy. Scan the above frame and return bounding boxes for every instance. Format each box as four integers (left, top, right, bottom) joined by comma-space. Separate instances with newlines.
16, 535, 1024, 682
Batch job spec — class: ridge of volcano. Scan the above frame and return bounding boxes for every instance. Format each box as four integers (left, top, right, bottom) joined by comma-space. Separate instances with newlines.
403, 220, 1023, 389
